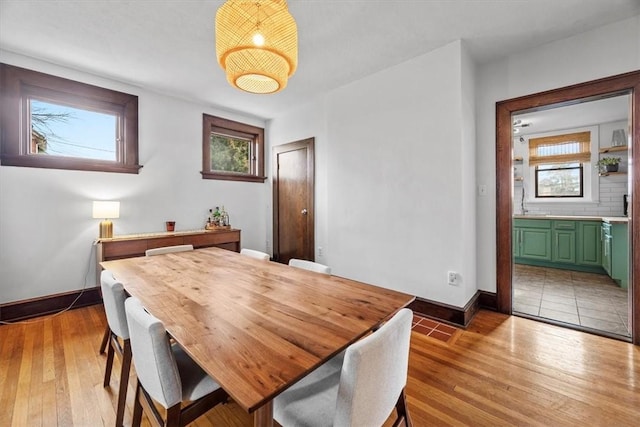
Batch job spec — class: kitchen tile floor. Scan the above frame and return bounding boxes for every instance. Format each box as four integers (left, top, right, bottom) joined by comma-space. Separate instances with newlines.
412, 314, 460, 344
512, 264, 630, 337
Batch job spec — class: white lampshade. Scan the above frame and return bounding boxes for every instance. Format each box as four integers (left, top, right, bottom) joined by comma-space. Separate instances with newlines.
92, 201, 120, 239
92, 201, 120, 219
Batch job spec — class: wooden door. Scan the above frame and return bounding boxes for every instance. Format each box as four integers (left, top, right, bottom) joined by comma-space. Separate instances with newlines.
273, 138, 315, 264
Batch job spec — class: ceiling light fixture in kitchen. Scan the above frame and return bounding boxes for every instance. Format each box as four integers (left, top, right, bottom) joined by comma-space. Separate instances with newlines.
513, 119, 531, 135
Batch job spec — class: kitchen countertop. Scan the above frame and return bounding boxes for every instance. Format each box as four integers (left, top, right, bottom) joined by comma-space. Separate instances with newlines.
513, 214, 628, 224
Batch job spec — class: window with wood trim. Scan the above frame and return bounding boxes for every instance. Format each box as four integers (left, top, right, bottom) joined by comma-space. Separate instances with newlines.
202, 114, 266, 182
529, 132, 590, 198
0, 63, 141, 174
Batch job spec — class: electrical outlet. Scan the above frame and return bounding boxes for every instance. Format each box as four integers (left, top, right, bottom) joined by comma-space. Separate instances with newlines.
478, 184, 487, 196
318, 246, 323, 257
448, 271, 457, 286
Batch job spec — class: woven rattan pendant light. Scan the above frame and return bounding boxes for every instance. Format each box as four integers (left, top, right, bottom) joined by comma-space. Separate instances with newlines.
215, 0, 297, 94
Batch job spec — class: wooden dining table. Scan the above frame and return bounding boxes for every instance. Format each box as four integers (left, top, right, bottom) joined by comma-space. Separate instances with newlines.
100, 247, 415, 426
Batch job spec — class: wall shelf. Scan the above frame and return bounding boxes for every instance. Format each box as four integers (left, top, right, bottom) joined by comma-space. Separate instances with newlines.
599, 171, 627, 177
599, 145, 628, 153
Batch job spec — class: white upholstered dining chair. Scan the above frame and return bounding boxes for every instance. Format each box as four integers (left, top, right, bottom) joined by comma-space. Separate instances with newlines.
98, 245, 193, 355
288, 258, 332, 275
124, 297, 228, 427
240, 248, 270, 261
274, 308, 413, 427
145, 244, 194, 256
100, 270, 132, 427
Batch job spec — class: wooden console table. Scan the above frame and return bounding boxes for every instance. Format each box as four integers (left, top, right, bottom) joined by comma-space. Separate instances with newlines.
95, 228, 241, 285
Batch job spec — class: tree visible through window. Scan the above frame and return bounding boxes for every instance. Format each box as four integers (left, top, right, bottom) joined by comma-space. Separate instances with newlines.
202, 114, 266, 182
210, 134, 250, 174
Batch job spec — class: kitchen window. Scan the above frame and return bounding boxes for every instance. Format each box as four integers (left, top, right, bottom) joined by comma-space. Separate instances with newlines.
529, 132, 590, 199
535, 162, 584, 197
0, 63, 140, 174
201, 114, 266, 182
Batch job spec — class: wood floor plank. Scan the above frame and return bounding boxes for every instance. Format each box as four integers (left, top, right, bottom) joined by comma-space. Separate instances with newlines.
60, 311, 91, 426
12, 320, 34, 426
41, 380, 57, 427
27, 321, 45, 427
0, 322, 23, 426
1, 305, 639, 426
51, 312, 73, 426
42, 318, 55, 383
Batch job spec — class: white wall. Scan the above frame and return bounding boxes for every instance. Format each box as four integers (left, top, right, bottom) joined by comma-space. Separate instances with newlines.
0, 51, 269, 304
271, 15, 639, 308
270, 41, 477, 307
460, 42, 477, 304
476, 16, 640, 292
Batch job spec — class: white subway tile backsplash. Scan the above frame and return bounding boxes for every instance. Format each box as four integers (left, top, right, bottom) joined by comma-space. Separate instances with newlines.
511, 169, 627, 217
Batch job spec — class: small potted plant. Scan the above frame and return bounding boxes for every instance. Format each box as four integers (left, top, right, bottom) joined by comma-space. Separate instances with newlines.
597, 157, 621, 173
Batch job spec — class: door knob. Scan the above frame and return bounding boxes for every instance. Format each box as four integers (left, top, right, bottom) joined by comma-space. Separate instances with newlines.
301, 209, 308, 215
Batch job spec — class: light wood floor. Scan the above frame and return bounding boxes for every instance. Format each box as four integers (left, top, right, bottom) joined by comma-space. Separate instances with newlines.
1, 305, 639, 426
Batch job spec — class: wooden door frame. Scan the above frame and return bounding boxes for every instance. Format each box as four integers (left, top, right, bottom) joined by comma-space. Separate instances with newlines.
496, 70, 640, 345
272, 138, 315, 263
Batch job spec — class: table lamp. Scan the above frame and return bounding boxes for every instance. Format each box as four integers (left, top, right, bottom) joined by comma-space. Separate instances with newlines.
92, 201, 120, 238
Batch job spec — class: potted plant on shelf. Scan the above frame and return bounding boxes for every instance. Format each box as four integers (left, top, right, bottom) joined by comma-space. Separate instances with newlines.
597, 157, 621, 173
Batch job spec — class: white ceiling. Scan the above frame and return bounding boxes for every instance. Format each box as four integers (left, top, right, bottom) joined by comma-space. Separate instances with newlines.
514, 94, 630, 137
1, 0, 639, 120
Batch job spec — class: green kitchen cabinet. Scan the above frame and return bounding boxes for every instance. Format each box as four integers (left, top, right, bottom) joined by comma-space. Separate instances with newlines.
602, 222, 629, 289
513, 218, 606, 274
552, 221, 576, 264
576, 221, 602, 267
513, 219, 552, 261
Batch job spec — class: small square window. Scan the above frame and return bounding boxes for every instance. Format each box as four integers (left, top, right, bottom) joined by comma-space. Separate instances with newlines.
202, 114, 266, 182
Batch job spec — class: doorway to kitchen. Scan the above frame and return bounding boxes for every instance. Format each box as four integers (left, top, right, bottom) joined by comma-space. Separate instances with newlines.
495, 71, 640, 345
510, 95, 631, 339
